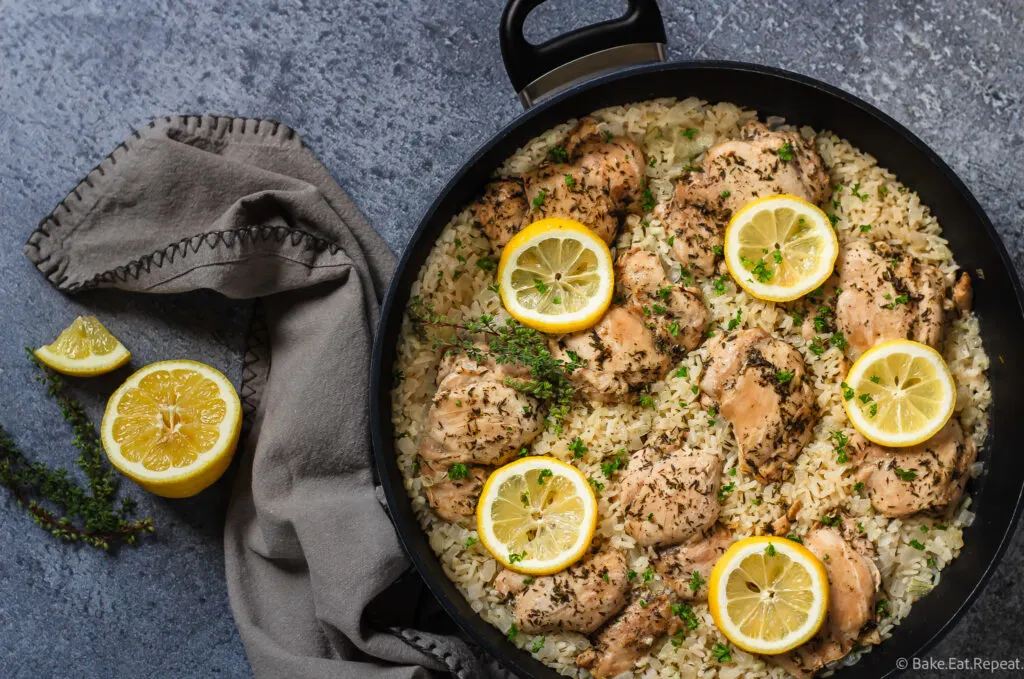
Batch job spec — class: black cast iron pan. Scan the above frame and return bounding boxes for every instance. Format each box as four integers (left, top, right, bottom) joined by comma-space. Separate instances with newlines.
371, 1, 1024, 677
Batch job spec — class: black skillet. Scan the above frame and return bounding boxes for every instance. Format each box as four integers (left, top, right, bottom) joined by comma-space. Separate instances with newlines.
370, 1, 1024, 677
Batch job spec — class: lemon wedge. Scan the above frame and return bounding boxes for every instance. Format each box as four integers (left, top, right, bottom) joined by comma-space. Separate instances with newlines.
841, 339, 955, 447
708, 536, 829, 655
35, 316, 131, 376
724, 194, 838, 302
498, 218, 614, 334
101, 360, 242, 498
476, 456, 597, 575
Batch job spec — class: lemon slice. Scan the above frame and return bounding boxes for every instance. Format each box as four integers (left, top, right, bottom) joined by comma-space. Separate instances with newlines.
101, 360, 242, 498
724, 194, 838, 302
476, 456, 597, 575
841, 339, 955, 447
708, 536, 829, 655
498, 218, 614, 334
35, 316, 131, 376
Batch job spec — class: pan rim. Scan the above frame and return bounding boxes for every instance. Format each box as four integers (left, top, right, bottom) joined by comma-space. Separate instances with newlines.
370, 59, 1024, 679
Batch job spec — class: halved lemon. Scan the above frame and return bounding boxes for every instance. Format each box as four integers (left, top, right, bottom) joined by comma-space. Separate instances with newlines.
708, 536, 829, 655
498, 218, 614, 334
101, 360, 242, 498
723, 194, 838, 302
476, 456, 597, 575
842, 339, 955, 447
35, 316, 131, 376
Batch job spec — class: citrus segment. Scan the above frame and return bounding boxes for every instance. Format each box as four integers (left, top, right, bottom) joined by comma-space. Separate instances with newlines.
101, 360, 241, 498
35, 316, 131, 376
709, 536, 829, 655
476, 456, 597, 575
842, 339, 955, 447
498, 218, 614, 334
724, 194, 838, 302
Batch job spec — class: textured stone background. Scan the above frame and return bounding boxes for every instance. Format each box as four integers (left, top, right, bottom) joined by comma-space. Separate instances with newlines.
1, 0, 1022, 677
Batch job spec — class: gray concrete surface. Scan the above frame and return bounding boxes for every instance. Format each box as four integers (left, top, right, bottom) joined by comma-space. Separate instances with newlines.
1, 0, 1022, 677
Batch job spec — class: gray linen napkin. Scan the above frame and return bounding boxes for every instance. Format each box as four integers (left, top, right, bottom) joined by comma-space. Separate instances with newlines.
24, 115, 512, 679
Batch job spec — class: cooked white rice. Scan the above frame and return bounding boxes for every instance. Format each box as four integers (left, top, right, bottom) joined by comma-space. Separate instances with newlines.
389, 97, 992, 678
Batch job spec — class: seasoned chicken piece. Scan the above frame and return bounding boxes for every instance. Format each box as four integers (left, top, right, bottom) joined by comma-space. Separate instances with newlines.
662, 197, 721, 277
664, 121, 830, 277
683, 121, 831, 213
469, 179, 529, 249
523, 138, 646, 244
851, 420, 976, 518
953, 270, 973, 313
616, 248, 711, 355
655, 524, 733, 600
619, 447, 723, 548
419, 350, 543, 466
549, 306, 669, 402
700, 329, 816, 481
496, 551, 630, 634
769, 527, 881, 679
835, 240, 947, 357
576, 596, 681, 679
419, 459, 487, 526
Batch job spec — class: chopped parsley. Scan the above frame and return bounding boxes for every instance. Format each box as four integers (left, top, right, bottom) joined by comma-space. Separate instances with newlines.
531, 190, 548, 211
508, 550, 527, 564
564, 173, 576, 189
809, 337, 826, 356
643, 566, 655, 583
751, 257, 773, 283
506, 623, 518, 640
601, 450, 629, 478
858, 393, 873, 404
531, 636, 546, 653
568, 436, 588, 459
464, 536, 478, 548
830, 331, 848, 351
751, 497, 763, 506
727, 308, 743, 331
533, 278, 549, 293
536, 469, 553, 485
860, 224, 872, 233
648, 157, 657, 168
712, 244, 724, 257
547, 146, 569, 163
718, 481, 735, 501
786, 534, 804, 544
828, 213, 840, 228
851, 183, 868, 201
831, 430, 850, 464
712, 643, 733, 663
476, 256, 496, 271
689, 570, 706, 592
869, 375, 881, 384
878, 185, 890, 198
675, 366, 689, 378
668, 321, 680, 337
841, 382, 854, 400
640, 185, 656, 212
588, 477, 605, 493
854, 481, 865, 494
821, 513, 841, 527
713, 275, 728, 294
909, 539, 926, 551
876, 599, 891, 618
681, 127, 699, 140
627, 569, 638, 580
765, 542, 777, 557
772, 249, 783, 264
639, 394, 655, 408
894, 468, 918, 481
776, 369, 794, 384
671, 602, 700, 630
707, 405, 718, 425
776, 142, 794, 161
720, 189, 731, 199
448, 463, 469, 480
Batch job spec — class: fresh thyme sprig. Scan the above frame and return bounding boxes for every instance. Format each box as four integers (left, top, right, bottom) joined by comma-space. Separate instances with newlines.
409, 298, 584, 431
0, 351, 154, 550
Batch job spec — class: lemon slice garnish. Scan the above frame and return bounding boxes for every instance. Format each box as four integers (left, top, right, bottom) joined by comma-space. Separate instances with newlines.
841, 339, 955, 447
724, 194, 838, 302
708, 536, 829, 655
476, 456, 597, 575
35, 316, 131, 376
498, 218, 614, 334
101, 360, 242, 498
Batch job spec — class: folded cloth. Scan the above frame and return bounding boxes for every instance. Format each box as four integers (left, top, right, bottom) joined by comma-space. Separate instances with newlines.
24, 115, 513, 679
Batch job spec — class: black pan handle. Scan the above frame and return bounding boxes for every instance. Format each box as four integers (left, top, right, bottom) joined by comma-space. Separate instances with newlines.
500, 0, 667, 108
